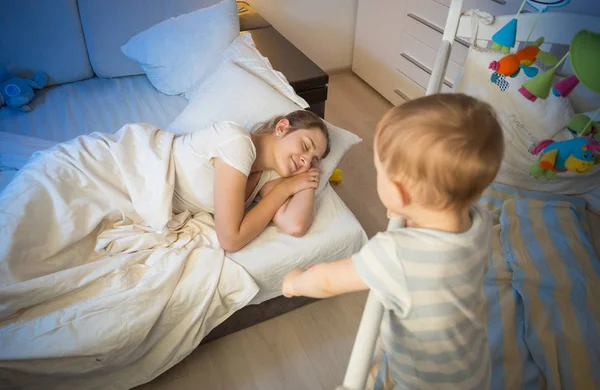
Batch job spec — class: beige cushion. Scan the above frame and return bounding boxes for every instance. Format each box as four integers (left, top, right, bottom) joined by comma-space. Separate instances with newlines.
0, 0, 93, 86
77, 0, 221, 78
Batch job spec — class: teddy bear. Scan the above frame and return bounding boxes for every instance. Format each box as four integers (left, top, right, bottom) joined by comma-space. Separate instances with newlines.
0, 68, 48, 112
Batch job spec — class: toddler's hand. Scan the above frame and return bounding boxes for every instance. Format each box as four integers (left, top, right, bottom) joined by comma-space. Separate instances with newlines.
387, 210, 400, 219
282, 268, 304, 298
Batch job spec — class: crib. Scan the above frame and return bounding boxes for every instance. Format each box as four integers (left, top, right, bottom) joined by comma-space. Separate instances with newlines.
342, 1, 600, 389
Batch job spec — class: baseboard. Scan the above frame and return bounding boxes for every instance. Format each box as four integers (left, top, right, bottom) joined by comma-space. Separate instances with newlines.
325, 65, 352, 75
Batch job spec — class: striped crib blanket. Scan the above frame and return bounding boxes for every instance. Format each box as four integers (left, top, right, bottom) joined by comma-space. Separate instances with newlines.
480, 184, 600, 390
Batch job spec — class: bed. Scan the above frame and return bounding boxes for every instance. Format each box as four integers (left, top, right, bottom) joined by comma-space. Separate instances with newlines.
0, 2, 366, 307
0, 1, 366, 389
343, 3, 600, 390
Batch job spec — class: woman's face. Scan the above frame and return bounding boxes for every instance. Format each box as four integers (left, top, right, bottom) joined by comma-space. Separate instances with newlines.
274, 120, 328, 177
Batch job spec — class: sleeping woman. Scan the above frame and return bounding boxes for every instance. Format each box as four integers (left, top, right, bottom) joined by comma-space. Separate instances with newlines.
172, 109, 331, 251
0, 110, 330, 387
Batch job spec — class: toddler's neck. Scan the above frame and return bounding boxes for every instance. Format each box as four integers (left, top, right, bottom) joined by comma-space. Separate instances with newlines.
408, 206, 472, 233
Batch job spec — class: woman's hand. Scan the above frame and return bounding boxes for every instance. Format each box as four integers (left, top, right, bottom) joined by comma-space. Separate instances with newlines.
279, 168, 320, 196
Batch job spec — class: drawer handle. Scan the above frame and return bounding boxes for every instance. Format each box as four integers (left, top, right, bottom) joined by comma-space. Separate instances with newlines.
490, 0, 507, 4
394, 89, 411, 101
406, 13, 469, 48
400, 53, 453, 88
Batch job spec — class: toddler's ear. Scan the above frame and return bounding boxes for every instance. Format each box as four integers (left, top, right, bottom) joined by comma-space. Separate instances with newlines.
392, 180, 410, 208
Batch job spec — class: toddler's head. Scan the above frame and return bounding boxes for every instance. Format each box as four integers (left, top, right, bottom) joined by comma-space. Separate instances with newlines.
374, 93, 504, 217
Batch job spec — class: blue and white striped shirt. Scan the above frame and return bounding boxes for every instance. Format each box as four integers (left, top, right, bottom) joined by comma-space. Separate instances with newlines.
353, 204, 492, 390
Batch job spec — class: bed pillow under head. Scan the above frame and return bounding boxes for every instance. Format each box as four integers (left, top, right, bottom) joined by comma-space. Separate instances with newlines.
167, 60, 361, 195
454, 48, 600, 195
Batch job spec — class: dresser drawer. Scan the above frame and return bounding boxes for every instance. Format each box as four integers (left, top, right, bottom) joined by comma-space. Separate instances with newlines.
397, 54, 452, 92
400, 33, 462, 84
404, 16, 469, 65
406, 0, 449, 30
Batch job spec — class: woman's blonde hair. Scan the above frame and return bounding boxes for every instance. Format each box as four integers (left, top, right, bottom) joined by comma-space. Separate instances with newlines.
254, 110, 331, 158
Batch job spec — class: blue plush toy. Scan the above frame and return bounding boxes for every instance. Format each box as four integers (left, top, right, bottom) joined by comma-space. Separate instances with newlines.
0, 69, 48, 112
529, 137, 600, 178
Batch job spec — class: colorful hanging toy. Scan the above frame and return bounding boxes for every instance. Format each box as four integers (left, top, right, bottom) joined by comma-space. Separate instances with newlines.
489, 37, 558, 81
519, 30, 600, 102
491, 0, 571, 53
490, 1, 524, 53
488, 1, 560, 91
529, 136, 600, 179
567, 110, 600, 140
525, 0, 570, 13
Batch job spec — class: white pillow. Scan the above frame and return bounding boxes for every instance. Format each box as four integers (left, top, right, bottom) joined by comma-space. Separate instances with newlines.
195, 32, 307, 105
455, 48, 599, 195
121, 0, 238, 96
167, 60, 361, 194
168, 60, 301, 132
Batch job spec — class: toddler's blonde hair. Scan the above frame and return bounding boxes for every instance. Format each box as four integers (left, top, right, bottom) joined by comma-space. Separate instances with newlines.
375, 93, 504, 210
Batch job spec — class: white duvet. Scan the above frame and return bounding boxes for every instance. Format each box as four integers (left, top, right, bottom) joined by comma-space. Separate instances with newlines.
0, 123, 258, 389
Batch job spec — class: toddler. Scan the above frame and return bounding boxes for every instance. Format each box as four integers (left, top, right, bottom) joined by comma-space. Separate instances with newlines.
282, 93, 504, 390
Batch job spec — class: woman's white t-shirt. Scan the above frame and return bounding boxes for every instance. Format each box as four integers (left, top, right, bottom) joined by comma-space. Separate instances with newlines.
172, 121, 277, 214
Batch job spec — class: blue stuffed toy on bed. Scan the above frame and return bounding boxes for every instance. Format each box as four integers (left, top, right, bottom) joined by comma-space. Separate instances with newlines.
0, 68, 47, 112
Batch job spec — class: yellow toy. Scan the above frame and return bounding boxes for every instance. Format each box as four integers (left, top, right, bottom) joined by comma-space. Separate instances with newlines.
329, 169, 343, 185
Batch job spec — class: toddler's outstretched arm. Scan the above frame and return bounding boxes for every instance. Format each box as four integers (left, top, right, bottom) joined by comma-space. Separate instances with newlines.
282, 258, 368, 298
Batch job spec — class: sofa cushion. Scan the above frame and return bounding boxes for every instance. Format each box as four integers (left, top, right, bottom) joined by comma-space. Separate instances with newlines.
0, 0, 93, 86
78, 0, 222, 78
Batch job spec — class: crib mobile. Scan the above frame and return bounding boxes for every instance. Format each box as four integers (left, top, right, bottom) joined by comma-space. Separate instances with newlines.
486, 0, 600, 179
526, 29, 600, 179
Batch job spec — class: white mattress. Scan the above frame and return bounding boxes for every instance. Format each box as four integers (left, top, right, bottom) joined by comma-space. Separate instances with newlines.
0, 75, 367, 304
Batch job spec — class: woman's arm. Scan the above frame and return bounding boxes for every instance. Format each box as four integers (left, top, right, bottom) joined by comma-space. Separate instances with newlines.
260, 174, 319, 237
213, 160, 317, 253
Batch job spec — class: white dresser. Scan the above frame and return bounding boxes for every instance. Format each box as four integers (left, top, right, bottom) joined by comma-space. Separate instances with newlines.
352, 0, 525, 105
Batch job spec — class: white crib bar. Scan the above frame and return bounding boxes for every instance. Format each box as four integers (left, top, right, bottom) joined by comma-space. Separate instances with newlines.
341, 290, 384, 390
340, 0, 464, 388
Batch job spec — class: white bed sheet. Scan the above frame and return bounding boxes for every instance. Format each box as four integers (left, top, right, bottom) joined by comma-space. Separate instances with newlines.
236, 184, 366, 304
0, 75, 188, 141
0, 76, 367, 304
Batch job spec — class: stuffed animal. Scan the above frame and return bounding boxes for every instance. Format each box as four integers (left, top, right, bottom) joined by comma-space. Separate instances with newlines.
329, 169, 343, 185
0, 69, 47, 112
489, 37, 556, 79
529, 136, 600, 178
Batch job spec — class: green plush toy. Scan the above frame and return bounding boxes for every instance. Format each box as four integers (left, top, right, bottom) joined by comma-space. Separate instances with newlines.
567, 113, 600, 140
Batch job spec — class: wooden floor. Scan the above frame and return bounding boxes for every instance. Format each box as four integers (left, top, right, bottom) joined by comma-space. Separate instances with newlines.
137, 72, 394, 390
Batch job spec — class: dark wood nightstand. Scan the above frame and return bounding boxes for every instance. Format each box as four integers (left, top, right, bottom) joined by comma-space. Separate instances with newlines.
238, 2, 329, 118
247, 27, 329, 118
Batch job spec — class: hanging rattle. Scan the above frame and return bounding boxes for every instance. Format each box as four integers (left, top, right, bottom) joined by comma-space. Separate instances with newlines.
519, 29, 600, 102
488, 2, 559, 91
567, 107, 600, 140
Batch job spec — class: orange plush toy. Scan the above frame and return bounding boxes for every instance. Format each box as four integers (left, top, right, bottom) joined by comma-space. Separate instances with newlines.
489, 37, 557, 79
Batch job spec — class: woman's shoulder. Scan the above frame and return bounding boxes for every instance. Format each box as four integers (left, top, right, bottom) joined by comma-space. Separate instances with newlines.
210, 121, 252, 139
180, 121, 254, 153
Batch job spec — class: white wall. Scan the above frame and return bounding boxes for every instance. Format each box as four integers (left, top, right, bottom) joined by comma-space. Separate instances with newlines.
247, 0, 358, 71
